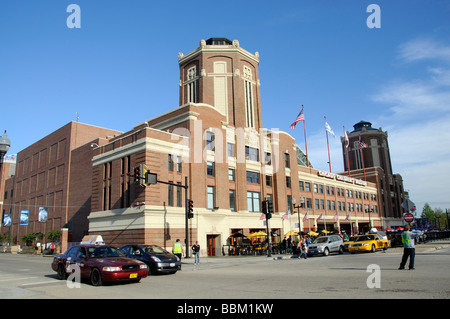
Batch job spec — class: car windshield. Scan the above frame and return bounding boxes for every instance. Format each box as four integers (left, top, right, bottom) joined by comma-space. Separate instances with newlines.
87, 246, 125, 258
356, 235, 375, 242
142, 245, 168, 254
315, 237, 329, 243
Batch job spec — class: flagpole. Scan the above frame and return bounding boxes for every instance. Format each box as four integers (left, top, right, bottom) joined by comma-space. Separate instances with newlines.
359, 134, 367, 181
343, 126, 351, 177
325, 116, 332, 172
303, 105, 309, 167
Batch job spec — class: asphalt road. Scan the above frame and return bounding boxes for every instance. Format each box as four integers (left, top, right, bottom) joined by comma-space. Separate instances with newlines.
1, 242, 449, 300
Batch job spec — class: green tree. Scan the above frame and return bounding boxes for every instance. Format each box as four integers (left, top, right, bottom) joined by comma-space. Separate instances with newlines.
421, 203, 434, 219
47, 230, 61, 243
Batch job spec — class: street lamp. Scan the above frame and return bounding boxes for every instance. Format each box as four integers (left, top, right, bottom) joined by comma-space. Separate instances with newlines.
292, 196, 305, 236
0, 130, 11, 166
365, 206, 374, 230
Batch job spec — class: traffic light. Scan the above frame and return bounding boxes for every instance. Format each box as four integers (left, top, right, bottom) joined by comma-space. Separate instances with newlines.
133, 166, 141, 183
262, 200, 267, 214
188, 200, 194, 219
267, 200, 273, 219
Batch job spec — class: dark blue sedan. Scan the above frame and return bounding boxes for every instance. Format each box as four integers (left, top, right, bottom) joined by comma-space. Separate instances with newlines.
120, 245, 181, 275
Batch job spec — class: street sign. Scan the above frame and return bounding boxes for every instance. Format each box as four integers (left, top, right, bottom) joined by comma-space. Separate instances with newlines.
403, 212, 415, 224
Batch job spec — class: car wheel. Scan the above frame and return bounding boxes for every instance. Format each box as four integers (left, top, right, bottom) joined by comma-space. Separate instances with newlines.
90, 268, 103, 286
57, 264, 66, 280
371, 245, 376, 253
338, 246, 344, 254
383, 243, 388, 250
323, 248, 329, 256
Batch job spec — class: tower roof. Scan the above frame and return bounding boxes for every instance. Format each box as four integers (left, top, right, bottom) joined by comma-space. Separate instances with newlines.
205, 38, 232, 45
352, 120, 377, 132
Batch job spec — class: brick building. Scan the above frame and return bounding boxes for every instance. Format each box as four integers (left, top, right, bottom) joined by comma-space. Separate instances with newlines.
341, 120, 408, 227
1, 122, 122, 244
88, 39, 383, 256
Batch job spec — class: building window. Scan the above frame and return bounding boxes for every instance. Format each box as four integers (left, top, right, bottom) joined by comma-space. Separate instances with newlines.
207, 186, 215, 209
264, 152, 272, 165
186, 66, 197, 103
299, 181, 304, 191
206, 131, 215, 151
176, 182, 182, 207
176, 156, 182, 173
207, 161, 215, 177
314, 184, 319, 193
244, 66, 254, 128
227, 143, 235, 157
229, 190, 236, 212
168, 183, 173, 207
286, 176, 291, 188
284, 153, 290, 168
246, 171, 260, 184
247, 191, 260, 212
305, 182, 311, 192
168, 154, 173, 171
266, 175, 272, 187
245, 146, 259, 161
228, 168, 235, 181
306, 198, 312, 209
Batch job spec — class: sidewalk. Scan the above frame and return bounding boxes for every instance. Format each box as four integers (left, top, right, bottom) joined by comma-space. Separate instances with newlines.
385, 239, 450, 254
181, 240, 450, 265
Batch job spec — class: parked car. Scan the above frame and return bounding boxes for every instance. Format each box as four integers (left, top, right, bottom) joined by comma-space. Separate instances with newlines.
120, 244, 181, 274
348, 234, 390, 253
307, 235, 344, 256
51, 245, 148, 286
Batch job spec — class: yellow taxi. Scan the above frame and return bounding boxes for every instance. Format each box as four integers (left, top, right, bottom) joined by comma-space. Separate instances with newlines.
343, 235, 361, 251
348, 233, 390, 253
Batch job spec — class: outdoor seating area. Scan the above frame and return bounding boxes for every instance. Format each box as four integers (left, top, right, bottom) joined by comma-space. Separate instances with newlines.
223, 230, 322, 256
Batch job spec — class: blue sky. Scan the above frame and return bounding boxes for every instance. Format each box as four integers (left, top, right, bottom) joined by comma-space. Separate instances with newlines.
1, 0, 450, 214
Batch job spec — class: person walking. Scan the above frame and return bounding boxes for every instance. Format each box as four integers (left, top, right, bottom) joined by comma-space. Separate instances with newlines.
173, 239, 184, 260
192, 241, 200, 266
398, 225, 419, 270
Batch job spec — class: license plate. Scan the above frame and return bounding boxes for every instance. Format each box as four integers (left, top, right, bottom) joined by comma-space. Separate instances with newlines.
170, 263, 175, 267
129, 273, 138, 279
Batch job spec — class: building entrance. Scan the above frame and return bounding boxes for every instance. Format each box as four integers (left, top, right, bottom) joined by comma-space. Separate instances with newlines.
207, 235, 217, 256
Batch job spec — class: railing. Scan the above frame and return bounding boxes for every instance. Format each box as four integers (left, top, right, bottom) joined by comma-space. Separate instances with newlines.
222, 244, 283, 256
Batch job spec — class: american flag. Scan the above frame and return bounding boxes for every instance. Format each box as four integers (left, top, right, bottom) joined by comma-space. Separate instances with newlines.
317, 213, 323, 221
282, 211, 289, 220
333, 213, 339, 221
359, 136, 367, 149
303, 212, 309, 222
290, 106, 305, 129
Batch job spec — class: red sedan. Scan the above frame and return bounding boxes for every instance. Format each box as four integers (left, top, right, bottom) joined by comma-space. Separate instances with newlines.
51, 245, 148, 286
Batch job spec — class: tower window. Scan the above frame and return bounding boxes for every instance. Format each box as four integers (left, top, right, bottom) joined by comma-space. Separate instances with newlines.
186, 66, 197, 103
243, 66, 254, 128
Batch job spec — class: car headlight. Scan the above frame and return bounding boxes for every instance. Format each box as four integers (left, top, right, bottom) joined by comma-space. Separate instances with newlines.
362, 243, 370, 246
140, 264, 148, 269
150, 256, 161, 262
102, 266, 121, 272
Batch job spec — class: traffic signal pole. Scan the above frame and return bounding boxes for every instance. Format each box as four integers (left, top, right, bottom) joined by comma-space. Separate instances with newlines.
130, 168, 191, 258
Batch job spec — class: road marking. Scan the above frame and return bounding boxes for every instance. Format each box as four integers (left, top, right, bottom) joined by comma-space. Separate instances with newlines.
21, 280, 60, 287
0, 277, 37, 282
